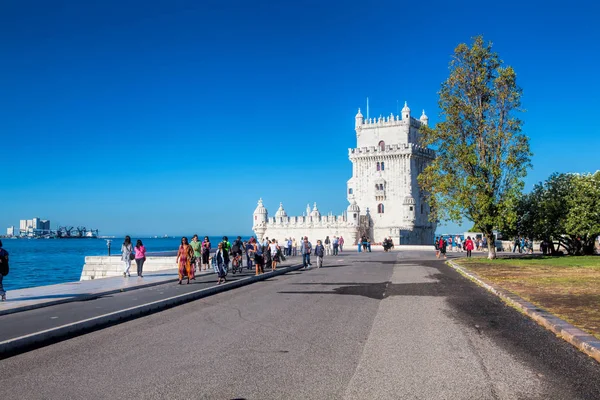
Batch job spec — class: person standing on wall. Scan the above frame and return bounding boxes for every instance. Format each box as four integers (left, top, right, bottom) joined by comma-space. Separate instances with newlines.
301, 237, 313, 269
134, 239, 147, 277
314, 239, 325, 268
121, 236, 134, 278
0, 240, 9, 301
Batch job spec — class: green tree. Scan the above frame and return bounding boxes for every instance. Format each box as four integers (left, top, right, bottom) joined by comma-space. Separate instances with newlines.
507, 172, 600, 255
418, 36, 532, 259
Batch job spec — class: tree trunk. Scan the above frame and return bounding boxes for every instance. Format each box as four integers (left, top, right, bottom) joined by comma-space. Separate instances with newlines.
486, 233, 497, 259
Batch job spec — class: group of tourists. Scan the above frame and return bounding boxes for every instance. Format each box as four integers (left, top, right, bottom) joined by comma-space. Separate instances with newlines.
323, 235, 345, 255
435, 236, 476, 259
169, 234, 330, 285
512, 237, 534, 254
120, 236, 147, 278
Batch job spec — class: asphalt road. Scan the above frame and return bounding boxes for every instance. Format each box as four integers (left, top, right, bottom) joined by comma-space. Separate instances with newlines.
1, 250, 600, 399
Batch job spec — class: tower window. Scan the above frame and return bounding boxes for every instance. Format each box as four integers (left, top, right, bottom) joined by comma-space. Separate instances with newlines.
410, 206, 413, 212
348, 188, 353, 194
376, 162, 380, 171
378, 141, 385, 151
377, 204, 384, 214
381, 162, 385, 171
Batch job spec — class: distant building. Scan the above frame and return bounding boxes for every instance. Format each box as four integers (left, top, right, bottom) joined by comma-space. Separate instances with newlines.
6, 226, 15, 237
18, 217, 51, 236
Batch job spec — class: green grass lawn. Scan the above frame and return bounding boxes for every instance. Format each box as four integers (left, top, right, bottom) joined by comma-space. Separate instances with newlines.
455, 255, 600, 340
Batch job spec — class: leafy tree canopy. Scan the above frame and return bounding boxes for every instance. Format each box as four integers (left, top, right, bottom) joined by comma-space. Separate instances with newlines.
418, 36, 531, 259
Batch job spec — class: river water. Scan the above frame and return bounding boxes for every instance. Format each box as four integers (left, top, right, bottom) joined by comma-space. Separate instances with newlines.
0, 236, 252, 291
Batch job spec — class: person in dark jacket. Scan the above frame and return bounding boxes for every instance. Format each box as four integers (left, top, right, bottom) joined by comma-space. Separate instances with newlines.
0, 240, 9, 301
314, 240, 325, 268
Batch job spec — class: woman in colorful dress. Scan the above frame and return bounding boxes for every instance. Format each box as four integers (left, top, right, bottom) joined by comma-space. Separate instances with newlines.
134, 239, 146, 277
201, 236, 211, 271
121, 236, 134, 277
176, 237, 193, 284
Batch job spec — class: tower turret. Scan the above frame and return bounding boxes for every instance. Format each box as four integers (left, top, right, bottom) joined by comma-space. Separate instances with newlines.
347, 200, 360, 227
402, 101, 411, 121
310, 202, 321, 219
355, 108, 364, 128
420, 110, 429, 126
252, 198, 268, 241
275, 202, 287, 224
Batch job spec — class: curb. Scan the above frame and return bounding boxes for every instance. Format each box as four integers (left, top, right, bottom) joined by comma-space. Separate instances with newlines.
0, 263, 305, 358
447, 260, 600, 364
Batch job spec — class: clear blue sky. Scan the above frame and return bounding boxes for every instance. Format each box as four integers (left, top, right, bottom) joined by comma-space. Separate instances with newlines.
2, 0, 599, 236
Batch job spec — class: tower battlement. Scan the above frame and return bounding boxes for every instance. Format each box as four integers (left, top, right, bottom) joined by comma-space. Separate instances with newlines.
348, 144, 435, 158
357, 115, 424, 130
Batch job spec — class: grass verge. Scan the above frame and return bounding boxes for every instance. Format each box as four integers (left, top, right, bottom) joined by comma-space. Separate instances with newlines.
455, 255, 600, 340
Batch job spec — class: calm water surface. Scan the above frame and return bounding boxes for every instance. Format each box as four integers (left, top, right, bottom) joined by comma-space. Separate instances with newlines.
1, 236, 251, 291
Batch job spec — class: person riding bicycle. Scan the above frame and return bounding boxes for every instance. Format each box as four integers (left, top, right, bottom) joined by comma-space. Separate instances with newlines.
231, 236, 244, 271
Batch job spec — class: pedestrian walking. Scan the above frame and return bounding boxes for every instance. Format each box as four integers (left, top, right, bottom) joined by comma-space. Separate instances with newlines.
434, 236, 440, 258
464, 236, 474, 258
333, 236, 339, 255
324, 236, 332, 256
283, 238, 289, 257
176, 237, 193, 285
121, 236, 134, 277
221, 236, 231, 271
190, 234, 202, 273
438, 237, 447, 259
339, 236, 345, 252
292, 238, 298, 256
201, 236, 211, 271
315, 239, 325, 268
214, 243, 228, 284
0, 240, 9, 301
269, 239, 280, 271
301, 237, 312, 268
134, 239, 146, 277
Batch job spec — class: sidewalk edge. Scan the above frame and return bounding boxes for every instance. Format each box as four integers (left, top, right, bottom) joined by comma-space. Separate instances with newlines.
447, 260, 600, 364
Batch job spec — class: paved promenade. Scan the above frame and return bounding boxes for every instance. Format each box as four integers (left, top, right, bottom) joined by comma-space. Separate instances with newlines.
1, 250, 600, 399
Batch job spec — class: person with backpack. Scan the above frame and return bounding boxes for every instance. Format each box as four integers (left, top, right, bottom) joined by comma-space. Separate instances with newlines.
314, 239, 325, 268
231, 236, 244, 269
0, 240, 9, 301
221, 236, 231, 271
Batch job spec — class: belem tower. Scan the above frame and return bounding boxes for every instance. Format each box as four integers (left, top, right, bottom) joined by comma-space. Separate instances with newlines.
253, 102, 436, 245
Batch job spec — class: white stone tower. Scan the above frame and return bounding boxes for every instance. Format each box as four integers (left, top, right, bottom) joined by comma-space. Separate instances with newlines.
347, 102, 436, 244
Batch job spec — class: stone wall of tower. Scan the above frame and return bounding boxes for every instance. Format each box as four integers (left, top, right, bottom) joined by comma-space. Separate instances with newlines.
349, 106, 436, 245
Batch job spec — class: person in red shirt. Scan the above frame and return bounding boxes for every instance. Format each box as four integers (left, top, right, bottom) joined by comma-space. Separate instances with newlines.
464, 236, 475, 258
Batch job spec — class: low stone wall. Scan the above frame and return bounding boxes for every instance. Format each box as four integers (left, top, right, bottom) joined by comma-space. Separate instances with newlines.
81, 256, 178, 280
